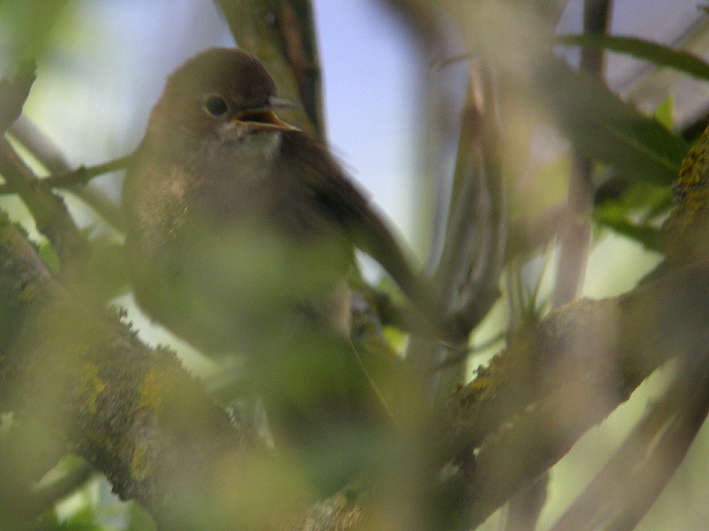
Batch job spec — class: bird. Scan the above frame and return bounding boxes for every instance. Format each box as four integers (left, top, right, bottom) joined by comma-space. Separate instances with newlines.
122, 47, 445, 358
121, 48, 441, 484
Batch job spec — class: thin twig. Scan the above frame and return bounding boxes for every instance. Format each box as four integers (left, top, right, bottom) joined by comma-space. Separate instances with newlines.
0, 137, 89, 265
7, 116, 126, 230
0, 155, 132, 195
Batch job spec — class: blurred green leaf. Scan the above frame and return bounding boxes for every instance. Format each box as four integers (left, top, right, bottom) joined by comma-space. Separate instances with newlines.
0, 0, 71, 58
594, 216, 663, 252
83, 236, 129, 302
653, 96, 675, 131
127, 502, 157, 531
595, 179, 672, 250
40, 506, 104, 531
38, 239, 60, 272
598, 180, 673, 220
540, 59, 688, 186
0, 59, 35, 133
644, 190, 675, 220
555, 33, 709, 81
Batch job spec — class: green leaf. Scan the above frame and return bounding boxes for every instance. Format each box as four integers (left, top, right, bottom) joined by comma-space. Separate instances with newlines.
594, 181, 671, 251
555, 34, 709, 81
653, 96, 674, 131
0, 0, 72, 58
539, 59, 688, 186
84, 237, 129, 301
38, 239, 60, 272
39, 506, 105, 531
595, 216, 663, 252
597, 181, 673, 222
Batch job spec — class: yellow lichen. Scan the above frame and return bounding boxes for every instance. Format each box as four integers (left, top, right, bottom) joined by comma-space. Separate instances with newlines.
76, 361, 106, 415
663, 124, 709, 261
131, 443, 151, 481
136, 368, 166, 412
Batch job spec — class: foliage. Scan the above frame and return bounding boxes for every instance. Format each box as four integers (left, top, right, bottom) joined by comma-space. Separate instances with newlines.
2, 1, 709, 531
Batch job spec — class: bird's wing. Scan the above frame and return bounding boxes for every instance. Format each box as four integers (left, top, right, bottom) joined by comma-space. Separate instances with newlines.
278, 132, 448, 331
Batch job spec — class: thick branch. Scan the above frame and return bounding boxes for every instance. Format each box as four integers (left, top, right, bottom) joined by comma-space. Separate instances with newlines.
434, 261, 709, 529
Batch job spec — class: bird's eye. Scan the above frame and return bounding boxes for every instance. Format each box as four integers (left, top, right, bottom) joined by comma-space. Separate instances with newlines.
203, 94, 229, 118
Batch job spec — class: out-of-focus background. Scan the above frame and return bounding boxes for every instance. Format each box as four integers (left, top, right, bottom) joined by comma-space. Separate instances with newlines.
2, 0, 709, 529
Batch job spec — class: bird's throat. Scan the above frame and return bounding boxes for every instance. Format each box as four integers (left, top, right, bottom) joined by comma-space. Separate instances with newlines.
219, 127, 283, 185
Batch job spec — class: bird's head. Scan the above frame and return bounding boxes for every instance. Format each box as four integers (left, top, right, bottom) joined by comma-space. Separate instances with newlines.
144, 48, 299, 154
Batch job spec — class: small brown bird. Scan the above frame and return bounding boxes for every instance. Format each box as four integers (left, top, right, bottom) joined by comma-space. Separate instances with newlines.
122, 47, 440, 357
122, 48, 441, 486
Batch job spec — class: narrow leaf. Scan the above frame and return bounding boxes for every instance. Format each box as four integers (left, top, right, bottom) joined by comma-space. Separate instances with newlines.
555, 34, 709, 81
595, 216, 663, 252
539, 59, 688, 186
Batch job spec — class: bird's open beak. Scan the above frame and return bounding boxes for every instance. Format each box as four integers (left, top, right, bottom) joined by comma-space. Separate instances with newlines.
233, 100, 301, 132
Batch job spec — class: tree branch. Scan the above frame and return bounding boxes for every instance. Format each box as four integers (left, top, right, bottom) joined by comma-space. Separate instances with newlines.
7, 116, 125, 230
0, 137, 90, 268
215, 0, 324, 137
